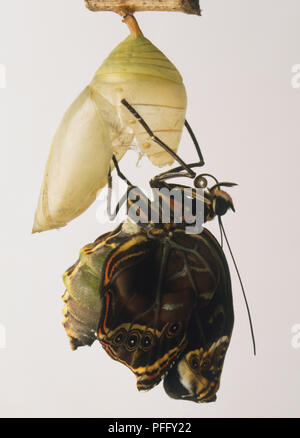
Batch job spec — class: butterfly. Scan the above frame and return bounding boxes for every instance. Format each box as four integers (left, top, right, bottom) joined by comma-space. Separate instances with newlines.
62, 210, 234, 401
61, 99, 254, 403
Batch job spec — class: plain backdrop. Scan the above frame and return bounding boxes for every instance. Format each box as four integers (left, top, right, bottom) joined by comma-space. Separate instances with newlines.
0, 0, 299, 418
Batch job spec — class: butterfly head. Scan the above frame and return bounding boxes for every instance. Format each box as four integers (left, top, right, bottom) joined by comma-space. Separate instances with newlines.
209, 184, 236, 217
163, 336, 230, 403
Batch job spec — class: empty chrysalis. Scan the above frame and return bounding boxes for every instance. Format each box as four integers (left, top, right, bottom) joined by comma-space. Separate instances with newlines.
33, 16, 187, 233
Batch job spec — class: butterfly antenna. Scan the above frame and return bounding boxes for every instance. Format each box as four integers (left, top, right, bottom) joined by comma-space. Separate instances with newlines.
219, 218, 256, 356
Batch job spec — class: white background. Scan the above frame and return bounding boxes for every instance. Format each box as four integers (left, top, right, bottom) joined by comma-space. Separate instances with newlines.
0, 0, 299, 417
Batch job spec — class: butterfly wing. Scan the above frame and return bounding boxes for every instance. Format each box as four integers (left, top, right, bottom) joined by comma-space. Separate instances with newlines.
163, 228, 234, 403
97, 226, 221, 392
61, 222, 137, 349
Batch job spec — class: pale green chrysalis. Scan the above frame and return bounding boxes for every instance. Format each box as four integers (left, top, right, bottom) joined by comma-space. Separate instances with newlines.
33, 16, 187, 233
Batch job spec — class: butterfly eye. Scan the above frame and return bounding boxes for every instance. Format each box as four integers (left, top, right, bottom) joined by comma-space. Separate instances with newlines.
166, 322, 182, 338
214, 197, 228, 216
126, 331, 140, 351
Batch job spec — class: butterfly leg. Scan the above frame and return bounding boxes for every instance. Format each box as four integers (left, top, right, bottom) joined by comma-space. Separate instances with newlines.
121, 99, 196, 178
106, 155, 134, 220
107, 155, 153, 224
111, 155, 133, 187
149, 118, 205, 188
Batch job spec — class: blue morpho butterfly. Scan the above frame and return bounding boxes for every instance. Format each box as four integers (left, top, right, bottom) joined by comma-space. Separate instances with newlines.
62, 100, 255, 403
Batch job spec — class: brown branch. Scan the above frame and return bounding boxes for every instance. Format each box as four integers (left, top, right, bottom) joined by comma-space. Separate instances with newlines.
85, 1, 201, 16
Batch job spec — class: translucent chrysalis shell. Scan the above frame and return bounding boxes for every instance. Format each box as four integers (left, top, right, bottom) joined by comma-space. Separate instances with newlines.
33, 21, 187, 233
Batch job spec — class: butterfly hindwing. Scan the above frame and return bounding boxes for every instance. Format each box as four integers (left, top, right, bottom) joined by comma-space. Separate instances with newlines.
97, 226, 224, 392
62, 221, 233, 401
163, 228, 234, 403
